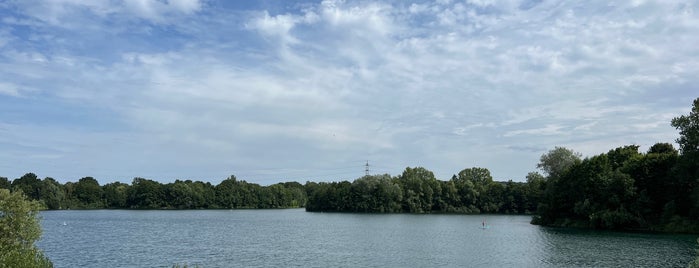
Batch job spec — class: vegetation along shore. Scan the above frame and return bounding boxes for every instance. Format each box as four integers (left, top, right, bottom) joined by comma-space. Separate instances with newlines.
3, 98, 699, 234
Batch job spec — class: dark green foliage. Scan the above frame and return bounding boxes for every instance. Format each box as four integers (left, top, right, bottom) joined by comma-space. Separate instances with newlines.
305, 181, 352, 212
212, 176, 305, 209
672, 98, 699, 155
73, 177, 103, 208
671, 98, 699, 222
0, 173, 312, 210
536, 146, 645, 229
349, 174, 402, 212
536, 147, 581, 180
39, 178, 65, 210
0, 177, 9, 190
0, 100, 696, 234
103, 182, 129, 208
128, 178, 165, 209
11, 173, 42, 201
398, 167, 439, 213
304, 167, 534, 215
535, 98, 699, 232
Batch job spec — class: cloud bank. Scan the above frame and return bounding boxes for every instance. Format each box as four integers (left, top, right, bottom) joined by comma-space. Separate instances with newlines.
0, 0, 697, 184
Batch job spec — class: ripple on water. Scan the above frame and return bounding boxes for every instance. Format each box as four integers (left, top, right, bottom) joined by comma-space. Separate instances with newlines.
38, 210, 696, 267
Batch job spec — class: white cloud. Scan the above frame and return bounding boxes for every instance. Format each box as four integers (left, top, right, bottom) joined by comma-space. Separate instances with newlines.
0, 82, 21, 97
7, 0, 203, 27
504, 124, 566, 137
1, 0, 697, 182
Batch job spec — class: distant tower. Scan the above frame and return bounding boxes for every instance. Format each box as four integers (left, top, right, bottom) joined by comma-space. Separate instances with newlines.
365, 160, 370, 176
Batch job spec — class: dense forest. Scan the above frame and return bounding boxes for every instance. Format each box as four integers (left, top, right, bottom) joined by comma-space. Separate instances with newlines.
0, 175, 307, 210
533, 98, 699, 232
2, 98, 698, 233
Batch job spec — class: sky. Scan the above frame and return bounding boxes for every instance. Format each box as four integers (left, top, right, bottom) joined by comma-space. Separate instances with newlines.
0, 0, 697, 185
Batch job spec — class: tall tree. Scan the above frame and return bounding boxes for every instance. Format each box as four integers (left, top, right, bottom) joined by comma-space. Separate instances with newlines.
128, 178, 164, 209
671, 98, 699, 155
103, 182, 129, 208
73, 177, 103, 208
537, 147, 582, 180
39, 178, 65, 210
398, 167, 438, 213
456, 167, 494, 212
11, 173, 42, 200
671, 98, 699, 219
216, 176, 241, 208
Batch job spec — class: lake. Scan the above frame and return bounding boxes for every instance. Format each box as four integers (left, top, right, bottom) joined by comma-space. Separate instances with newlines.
38, 209, 696, 267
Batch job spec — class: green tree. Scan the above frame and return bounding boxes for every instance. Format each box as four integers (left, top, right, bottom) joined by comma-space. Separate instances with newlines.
351, 174, 402, 212
0, 189, 53, 267
73, 177, 103, 208
449, 174, 477, 213
623, 143, 679, 225
439, 180, 463, 213
537, 147, 582, 180
128, 178, 164, 209
0, 177, 9, 190
671, 98, 699, 220
672, 98, 699, 155
11, 173, 42, 201
398, 167, 438, 213
103, 182, 129, 208
535, 146, 641, 229
456, 167, 494, 212
39, 178, 65, 210
216, 176, 241, 208
184, 181, 214, 208
165, 180, 196, 209
281, 181, 307, 208
525, 172, 546, 213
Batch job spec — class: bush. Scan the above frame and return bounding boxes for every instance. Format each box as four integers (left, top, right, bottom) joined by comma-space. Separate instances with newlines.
0, 189, 52, 267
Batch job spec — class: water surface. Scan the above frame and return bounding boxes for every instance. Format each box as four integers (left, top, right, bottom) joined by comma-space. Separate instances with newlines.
38, 209, 696, 267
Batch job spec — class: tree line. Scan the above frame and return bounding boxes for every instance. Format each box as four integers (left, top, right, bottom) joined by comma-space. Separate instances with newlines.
1, 167, 538, 214
2, 98, 698, 234
305, 167, 542, 214
1, 175, 307, 210
307, 97, 699, 233
533, 98, 699, 232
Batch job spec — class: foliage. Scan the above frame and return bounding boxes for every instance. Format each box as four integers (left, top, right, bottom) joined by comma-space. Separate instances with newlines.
0, 99, 697, 234
536, 147, 581, 180
672, 98, 699, 155
534, 98, 699, 232
10, 173, 42, 201
102, 182, 129, 208
303, 167, 533, 215
0, 189, 52, 268
39, 178, 64, 210
74, 177, 103, 208
0, 172, 310, 211
0, 178, 9, 190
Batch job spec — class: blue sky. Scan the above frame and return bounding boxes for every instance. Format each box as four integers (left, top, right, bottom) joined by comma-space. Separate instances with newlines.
0, 0, 697, 185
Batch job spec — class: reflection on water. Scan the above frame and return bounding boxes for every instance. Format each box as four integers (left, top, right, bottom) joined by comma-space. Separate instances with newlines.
539, 227, 695, 267
38, 209, 696, 267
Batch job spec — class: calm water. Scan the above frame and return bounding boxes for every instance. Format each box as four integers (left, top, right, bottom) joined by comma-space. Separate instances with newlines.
38, 209, 696, 267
